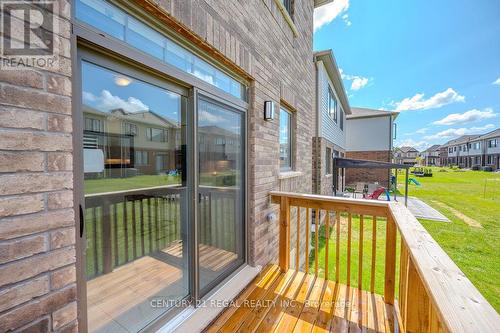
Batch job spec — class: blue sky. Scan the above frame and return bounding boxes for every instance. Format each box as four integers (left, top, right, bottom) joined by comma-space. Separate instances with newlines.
313, 0, 500, 150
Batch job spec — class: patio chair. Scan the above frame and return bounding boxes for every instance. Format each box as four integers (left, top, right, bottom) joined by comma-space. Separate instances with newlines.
353, 182, 366, 198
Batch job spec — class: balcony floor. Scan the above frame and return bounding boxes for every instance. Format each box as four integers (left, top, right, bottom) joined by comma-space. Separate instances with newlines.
207, 265, 400, 333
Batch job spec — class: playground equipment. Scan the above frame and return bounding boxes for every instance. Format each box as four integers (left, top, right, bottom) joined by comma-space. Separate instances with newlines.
411, 167, 433, 177
364, 187, 391, 201
408, 177, 421, 186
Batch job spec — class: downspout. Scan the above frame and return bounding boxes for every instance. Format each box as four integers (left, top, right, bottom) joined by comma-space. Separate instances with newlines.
314, 59, 321, 194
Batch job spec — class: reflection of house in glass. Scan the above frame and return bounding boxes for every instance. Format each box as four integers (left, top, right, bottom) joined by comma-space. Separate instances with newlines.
198, 126, 241, 186
83, 105, 182, 178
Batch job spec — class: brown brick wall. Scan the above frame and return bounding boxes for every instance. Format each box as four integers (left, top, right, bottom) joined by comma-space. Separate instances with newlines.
345, 151, 391, 187
151, 0, 316, 267
0, 1, 77, 332
0, 0, 315, 330
312, 137, 345, 195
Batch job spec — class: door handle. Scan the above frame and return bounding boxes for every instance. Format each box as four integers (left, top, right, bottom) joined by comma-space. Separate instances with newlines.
79, 204, 84, 238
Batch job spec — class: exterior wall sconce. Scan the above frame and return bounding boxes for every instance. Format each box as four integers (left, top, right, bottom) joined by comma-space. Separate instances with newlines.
264, 101, 275, 121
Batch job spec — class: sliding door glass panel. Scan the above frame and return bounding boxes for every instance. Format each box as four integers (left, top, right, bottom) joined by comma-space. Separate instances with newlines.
197, 97, 245, 293
81, 61, 189, 332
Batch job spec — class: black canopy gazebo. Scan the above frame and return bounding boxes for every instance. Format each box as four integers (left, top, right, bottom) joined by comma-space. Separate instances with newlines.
333, 157, 412, 206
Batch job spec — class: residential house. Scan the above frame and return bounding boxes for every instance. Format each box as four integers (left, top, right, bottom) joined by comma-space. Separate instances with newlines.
481, 129, 500, 169
345, 108, 399, 187
420, 144, 441, 166
0, 0, 327, 331
439, 144, 448, 167
393, 146, 419, 166
443, 135, 480, 167
312, 50, 351, 195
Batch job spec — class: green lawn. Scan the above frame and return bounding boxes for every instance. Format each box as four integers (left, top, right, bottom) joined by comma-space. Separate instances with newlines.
84, 175, 181, 194
408, 167, 500, 310
310, 167, 500, 311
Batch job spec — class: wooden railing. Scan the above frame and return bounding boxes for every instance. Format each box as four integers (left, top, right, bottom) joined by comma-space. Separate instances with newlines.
84, 186, 238, 279
271, 191, 499, 333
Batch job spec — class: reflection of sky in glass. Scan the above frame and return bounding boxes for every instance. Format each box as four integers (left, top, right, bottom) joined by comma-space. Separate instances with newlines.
280, 109, 289, 144
198, 99, 240, 135
82, 62, 181, 125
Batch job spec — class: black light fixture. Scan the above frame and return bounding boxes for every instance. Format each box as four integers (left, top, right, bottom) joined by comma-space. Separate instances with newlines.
264, 101, 275, 121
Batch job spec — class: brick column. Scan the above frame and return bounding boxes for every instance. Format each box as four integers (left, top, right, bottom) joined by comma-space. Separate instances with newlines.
0, 1, 77, 332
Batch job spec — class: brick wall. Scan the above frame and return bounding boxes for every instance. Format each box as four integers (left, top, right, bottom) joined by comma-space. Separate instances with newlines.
150, 0, 316, 267
0, 1, 77, 332
312, 137, 344, 195
345, 151, 391, 187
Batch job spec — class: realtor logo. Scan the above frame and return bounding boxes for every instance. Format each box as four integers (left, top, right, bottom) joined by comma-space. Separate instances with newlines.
1, 0, 59, 69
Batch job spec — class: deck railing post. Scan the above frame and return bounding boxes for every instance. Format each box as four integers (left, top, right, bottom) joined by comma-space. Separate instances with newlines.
279, 196, 290, 272
384, 212, 397, 304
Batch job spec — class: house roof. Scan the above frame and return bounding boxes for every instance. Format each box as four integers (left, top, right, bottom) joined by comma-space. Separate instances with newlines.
314, 49, 351, 115
399, 146, 419, 153
422, 144, 441, 153
475, 128, 500, 140
347, 107, 399, 120
443, 135, 480, 146
314, 0, 333, 8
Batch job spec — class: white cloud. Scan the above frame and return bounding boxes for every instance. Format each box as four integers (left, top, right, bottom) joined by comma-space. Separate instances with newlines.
416, 128, 428, 134
83, 90, 149, 113
339, 68, 370, 91
424, 124, 495, 140
395, 139, 429, 151
493, 78, 500, 85
342, 14, 352, 26
314, 0, 350, 32
198, 110, 224, 124
433, 108, 497, 126
393, 88, 465, 111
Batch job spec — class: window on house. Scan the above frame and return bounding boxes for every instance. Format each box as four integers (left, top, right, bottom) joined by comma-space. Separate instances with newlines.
325, 147, 332, 175
488, 139, 497, 148
281, 0, 293, 17
454, 147, 457, 152
328, 87, 337, 123
215, 137, 226, 145
75, 0, 246, 100
279, 108, 293, 170
124, 122, 138, 136
146, 127, 167, 142
135, 150, 148, 166
85, 117, 104, 132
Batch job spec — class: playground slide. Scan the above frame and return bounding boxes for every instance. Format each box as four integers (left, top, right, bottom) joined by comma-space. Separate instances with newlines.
408, 178, 421, 186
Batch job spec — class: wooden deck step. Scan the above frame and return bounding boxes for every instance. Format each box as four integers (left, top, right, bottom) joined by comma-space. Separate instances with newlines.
206, 264, 399, 333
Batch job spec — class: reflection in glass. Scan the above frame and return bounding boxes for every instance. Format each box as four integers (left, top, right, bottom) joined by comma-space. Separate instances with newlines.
82, 61, 188, 332
76, 0, 245, 100
197, 98, 245, 292
280, 108, 292, 169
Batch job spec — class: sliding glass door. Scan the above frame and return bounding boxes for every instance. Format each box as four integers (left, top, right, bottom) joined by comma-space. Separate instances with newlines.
197, 97, 245, 294
79, 52, 245, 333
81, 59, 190, 332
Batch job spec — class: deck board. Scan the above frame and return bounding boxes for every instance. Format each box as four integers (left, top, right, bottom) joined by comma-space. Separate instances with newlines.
207, 264, 399, 333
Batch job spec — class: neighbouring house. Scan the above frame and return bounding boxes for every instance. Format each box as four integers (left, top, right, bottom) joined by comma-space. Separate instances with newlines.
393, 146, 419, 166
345, 107, 399, 187
442, 129, 500, 169
0, 0, 327, 331
420, 144, 441, 166
442, 135, 480, 167
312, 50, 351, 195
439, 144, 448, 167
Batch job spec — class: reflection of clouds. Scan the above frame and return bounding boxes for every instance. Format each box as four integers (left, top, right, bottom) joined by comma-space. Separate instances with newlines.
199, 109, 225, 124
83, 90, 149, 113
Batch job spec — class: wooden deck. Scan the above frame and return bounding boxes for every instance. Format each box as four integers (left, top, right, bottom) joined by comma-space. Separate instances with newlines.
207, 265, 400, 333
87, 241, 237, 332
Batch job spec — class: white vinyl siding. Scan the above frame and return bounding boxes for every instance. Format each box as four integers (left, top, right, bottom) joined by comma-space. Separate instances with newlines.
317, 61, 346, 149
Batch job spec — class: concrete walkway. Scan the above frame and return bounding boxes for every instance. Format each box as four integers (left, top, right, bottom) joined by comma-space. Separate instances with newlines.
394, 196, 450, 222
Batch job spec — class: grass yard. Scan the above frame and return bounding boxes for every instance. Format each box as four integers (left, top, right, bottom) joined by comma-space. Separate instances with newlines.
310, 167, 500, 311
84, 174, 181, 194
409, 167, 500, 311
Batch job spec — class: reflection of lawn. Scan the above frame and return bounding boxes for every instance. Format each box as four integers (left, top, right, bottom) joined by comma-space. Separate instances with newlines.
84, 175, 181, 194
310, 214, 400, 297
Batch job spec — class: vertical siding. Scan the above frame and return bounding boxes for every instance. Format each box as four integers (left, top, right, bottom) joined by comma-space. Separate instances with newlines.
317, 61, 346, 149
